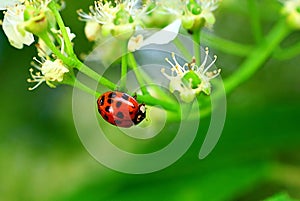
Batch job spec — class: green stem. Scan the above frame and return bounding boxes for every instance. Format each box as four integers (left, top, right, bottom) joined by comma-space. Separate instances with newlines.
224, 19, 291, 94
127, 53, 178, 105
193, 30, 201, 65
73, 57, 118, 90
38, 32, 66, 60
38, 32, 117, 90
48, 1, 75, 57
49, 29, 63, 47
120, 41, 128, 91
47, 1, 118, 91
127, 52, 149, 95
137, 68, 178, 105
73, 80, 101, 98
136, 94, 179, 113
202, 33, 253, 57
274, 41, 300, 60
63, 71, 100, 97
247, 0, 263, 43
173, 37, 192, 60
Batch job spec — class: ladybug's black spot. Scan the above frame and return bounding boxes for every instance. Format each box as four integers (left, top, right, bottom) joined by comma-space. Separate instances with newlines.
116, 101, 122, 108
99, 96, 105, 106
108, 92, 117, 99
122, 93, 129, 100
116, 112, 124, 119
114, 120, 122, 125
103, 114, 109, 121
105, 106, 111, 113
129, 111, 133, 115
107, 98, 113, 104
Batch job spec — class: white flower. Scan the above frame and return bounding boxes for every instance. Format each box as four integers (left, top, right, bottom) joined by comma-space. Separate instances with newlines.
28, 24, 74, 90
2, 4, 34, 49
1, 0, 52, 49
0, 0, 24, 10
281, 0, 300, 29
77, 1, 118, 25
155, 0, 185, 15
78, 0, 147, 40
197, 0, 220, 26
161, 48, 221, 103
84, 21, 102, 41
27, 56, 69, 90
156, 0, 220, 31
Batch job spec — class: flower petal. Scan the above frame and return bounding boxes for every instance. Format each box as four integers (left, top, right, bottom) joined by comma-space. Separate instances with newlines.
2, 5, 34, 49
0, 0, 24, 10
140, 19, 181, 47
180, 89, 195, 103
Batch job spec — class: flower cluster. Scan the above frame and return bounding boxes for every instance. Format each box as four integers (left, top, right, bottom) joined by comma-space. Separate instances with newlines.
0, 0, 223, 103
0, 0, 53, 49
161, 48, 221, 103
281, 0, 300, 29
78, 0, 221, 42
156, 0, 220, 31
27, 26, 75, 90
78, 0, 145, 40
0, 0, 76, 90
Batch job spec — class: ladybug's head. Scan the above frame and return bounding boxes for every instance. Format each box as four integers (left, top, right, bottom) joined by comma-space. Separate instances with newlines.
133, 104, 146, 125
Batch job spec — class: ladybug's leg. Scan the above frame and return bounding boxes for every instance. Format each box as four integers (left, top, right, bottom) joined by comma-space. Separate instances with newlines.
133, 93, 137, 100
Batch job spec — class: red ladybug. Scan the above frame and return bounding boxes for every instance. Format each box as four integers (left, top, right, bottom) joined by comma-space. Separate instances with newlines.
97, 91, 146, 128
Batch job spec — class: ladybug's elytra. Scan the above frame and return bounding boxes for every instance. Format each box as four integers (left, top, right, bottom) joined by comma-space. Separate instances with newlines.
97, 91, 146, 128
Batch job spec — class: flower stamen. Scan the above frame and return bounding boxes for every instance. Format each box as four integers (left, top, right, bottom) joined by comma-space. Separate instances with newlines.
162, 48, 221, 102
203, 54, 217, 74
27, 56, 69, 90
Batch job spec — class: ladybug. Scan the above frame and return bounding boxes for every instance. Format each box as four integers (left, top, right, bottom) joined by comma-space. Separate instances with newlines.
97, 91, 146, 128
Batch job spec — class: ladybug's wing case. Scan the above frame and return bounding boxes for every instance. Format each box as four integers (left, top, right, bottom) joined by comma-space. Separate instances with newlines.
97, 92, 115, 126
97, 91, 139, 128
109, 95, 139, 127
100, 105, 133, 127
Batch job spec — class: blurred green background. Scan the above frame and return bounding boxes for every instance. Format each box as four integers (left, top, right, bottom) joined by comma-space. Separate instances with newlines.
0, 0, 300, 201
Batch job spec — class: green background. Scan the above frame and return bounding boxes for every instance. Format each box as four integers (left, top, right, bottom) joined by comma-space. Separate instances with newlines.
0, 0, 300, 200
